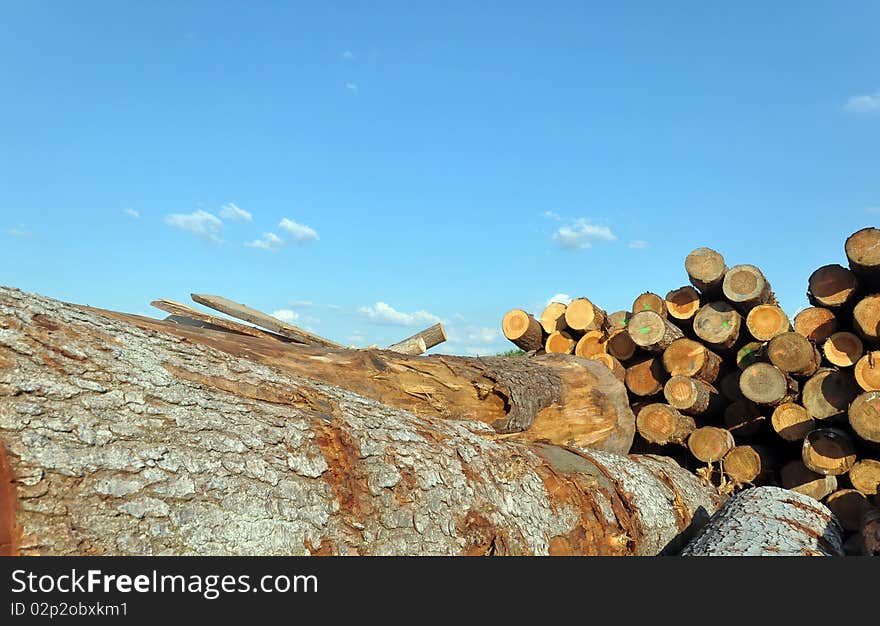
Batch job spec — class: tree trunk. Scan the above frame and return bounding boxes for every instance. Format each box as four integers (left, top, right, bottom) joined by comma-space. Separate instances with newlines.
862, 507, 880, 556
722, 264, 776, 313
685, 247, 727, 295
824, 489, 871, 532
0, 286, 721, 556
191, 293, 344, 348
606, 330, 637, 362
628, 311, 683, 353
735, 341, 766, 371
661, 338, 722, 383
793, 307, 838, 344
635, 404, 695, 446
680, 486, 844, 556
588, 354, 625, 383
723, 399, 766, 439
90, 306, 636, 453
780, 460, 838, 501
502, 309, 545, 353
388, 323, 447, 354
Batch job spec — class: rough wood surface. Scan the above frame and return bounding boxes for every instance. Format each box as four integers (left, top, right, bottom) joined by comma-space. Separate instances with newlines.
663, 376, 719, 416
152, 299, 293, 342
693, 301, 741, 351
861, 507, 880, 556
724, 445, 776, 484
680, 486, 844, 556
625, 356, 668, 397
605, 330, 636, 362
388, 323, 447, 354
802, 369, 859, 421
801, 428, 857, 476
687, 427, 735, 463
849, 459, 880, 496
823, 332, 863, 368
807, 264, 860, 309
192, 294, 344, 348
845, 227, 880, 283
848, 391, 880, 443
588, 354, 625, 383
0, 286, 721, 556
780, 460, 838, 501
632, 292, 667, 318
502, 310, 545, 353
628, 311, 683, 353
739, 362, 798, 406
793, 307, 838, 344
767, 332, 821, 378
736, 341, 766, 371
386, 336, 427, 356
770, 403, 815, 442
853, 295, 880, 343
545, 331, 576, 355
564, 298, 606, 333
665, 286, 701, 324
635, 404, 695, 446
722, 264, 776, 313
606, 311, 631, 333
540, 302, 568, 334
685, 247, 726, 295
574, 331, 607, 358
854, 351, 880, 391
661, 338, 722, 383
746, 305, 790, 342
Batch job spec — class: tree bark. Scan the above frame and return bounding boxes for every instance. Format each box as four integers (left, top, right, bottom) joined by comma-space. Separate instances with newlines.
0, 286, 720, 556
388, 323, 447, 354
680, 486, 844, 556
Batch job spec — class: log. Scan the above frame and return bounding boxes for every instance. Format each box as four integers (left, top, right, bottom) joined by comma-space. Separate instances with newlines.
849, 459, 880, 496
862, 507, 880, 556
853, 294, 880, 343
152, 299, 293, 342
693, 301, 742, 351
665, 286, 701, 324
722, 264, 776, 313
767, 332, 821, 378
545, 331, 576, 355
723, 399, 766, 438
802, 368, 860, 421
680, 486, 844, 556
625, 356, 668, 397
807, 264, 860, 309
0, 286, 720, 556
191, 293, 344, 348
540, 302, 568, 334
605, 330, 637, 362
588, 354, 625, 383
771, 403, 815, 442
845, 227, 880, 283
632, 292, 667, 318
687, 427, 735, 463
83, 303, 637, 452
606, 311, 632, 333
825, 489, 871, 532
746, 304, 790, 341
685, 247, 727, 295
723, 445, 777, 484
635, 404, 696, 446
564, 298, 606, 333
663, 376, 719, 416
386, 336, 427, 356
801, 428, 857, 476
661, 338, 722, 383
793, 307, 838, 344
854, 351, 880, 391
502, 309, 545, 353
739, 362, 798, 406
628, 311, 684, 353
780, 460, 838, 501
574, 331, 607, 358
735, 341, 766, 371
822, 331, 863, 368
388, 323, 447, 354
848, 391, 880, 443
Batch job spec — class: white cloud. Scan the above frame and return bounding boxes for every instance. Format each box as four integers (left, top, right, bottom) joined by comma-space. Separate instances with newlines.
358, 302, 442, 326
465, 327, 497, 343
5, 225, 31, 238
546, 293, 572, 306
543, 211, 562, 221
279, 218, 319, 243
246, 232, 284, 251
220, 202, 253, 222
271, 309, 299, 323
124, 208, 140, 219
165, 210, 224, 243
628, 240, 650, 249
341, 50, 355, 61
345, 82, 358, 94
844, 92, 880, 114
552, 219, 616, 250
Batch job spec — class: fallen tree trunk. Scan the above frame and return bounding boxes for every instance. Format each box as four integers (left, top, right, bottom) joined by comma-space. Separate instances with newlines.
0, 287, 722, 556
85, 305, 636, 453
680, 487, 845, 556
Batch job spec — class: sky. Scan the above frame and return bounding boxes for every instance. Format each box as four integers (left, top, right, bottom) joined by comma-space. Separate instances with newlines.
1, 2, 878, 355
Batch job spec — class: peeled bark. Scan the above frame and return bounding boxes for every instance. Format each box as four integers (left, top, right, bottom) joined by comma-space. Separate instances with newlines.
152, 299, 293, 342
680, 486, 844, 556
0, 286, 720, 556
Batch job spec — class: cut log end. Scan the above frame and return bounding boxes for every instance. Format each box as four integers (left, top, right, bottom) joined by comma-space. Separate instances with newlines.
848, 391, 880, 444
540, 302, 568, 334
635, 403, 696, 446
574, 331, 607, 358
736, 341, 766, 371
801, 428, 857, 476
502, 309, 544, 352
780, 460, 838, 501
723, 399, 766, 438
746, 305, 790, 342
848, 459, 880, 497
662, 338, 720, 381
564, 298, 605, 332
685, 247, 726, 292
724, 445, 775, 484
845, 227, 880, 278
808, 264, 859, 309
588, 353, 626, 383
628, 310, 683, 352
632, 292, 667, 318
853, 295, 880, 342
739, 362, 793, 406
605, 330, 636, 362
693, 301, 741, 350
825, 489, 871, 532
803, 369, 860, 421
793, 307, 838, 344
854, 351, 880, 391
688, 426, 735, 463
767, 332, 820, 377
665, 286, 701, 321
823, 331, 863, 368
545, 331, 576, 355
771, 403, 815, 442
722, 264, 772, 311
625, 356, 668, 397
664, 376, 714, 415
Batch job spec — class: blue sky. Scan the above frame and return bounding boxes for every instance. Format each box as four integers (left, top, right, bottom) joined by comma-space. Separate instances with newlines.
1, 2, 878, 355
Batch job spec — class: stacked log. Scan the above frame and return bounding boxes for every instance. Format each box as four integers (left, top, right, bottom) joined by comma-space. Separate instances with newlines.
501, 230, 880, 555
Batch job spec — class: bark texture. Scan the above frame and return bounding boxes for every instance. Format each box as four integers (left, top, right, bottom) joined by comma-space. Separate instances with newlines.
0, 287, 720, 556
680, 486, 845, 556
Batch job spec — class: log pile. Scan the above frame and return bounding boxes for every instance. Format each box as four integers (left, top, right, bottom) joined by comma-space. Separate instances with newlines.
501, 227, 880, 555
